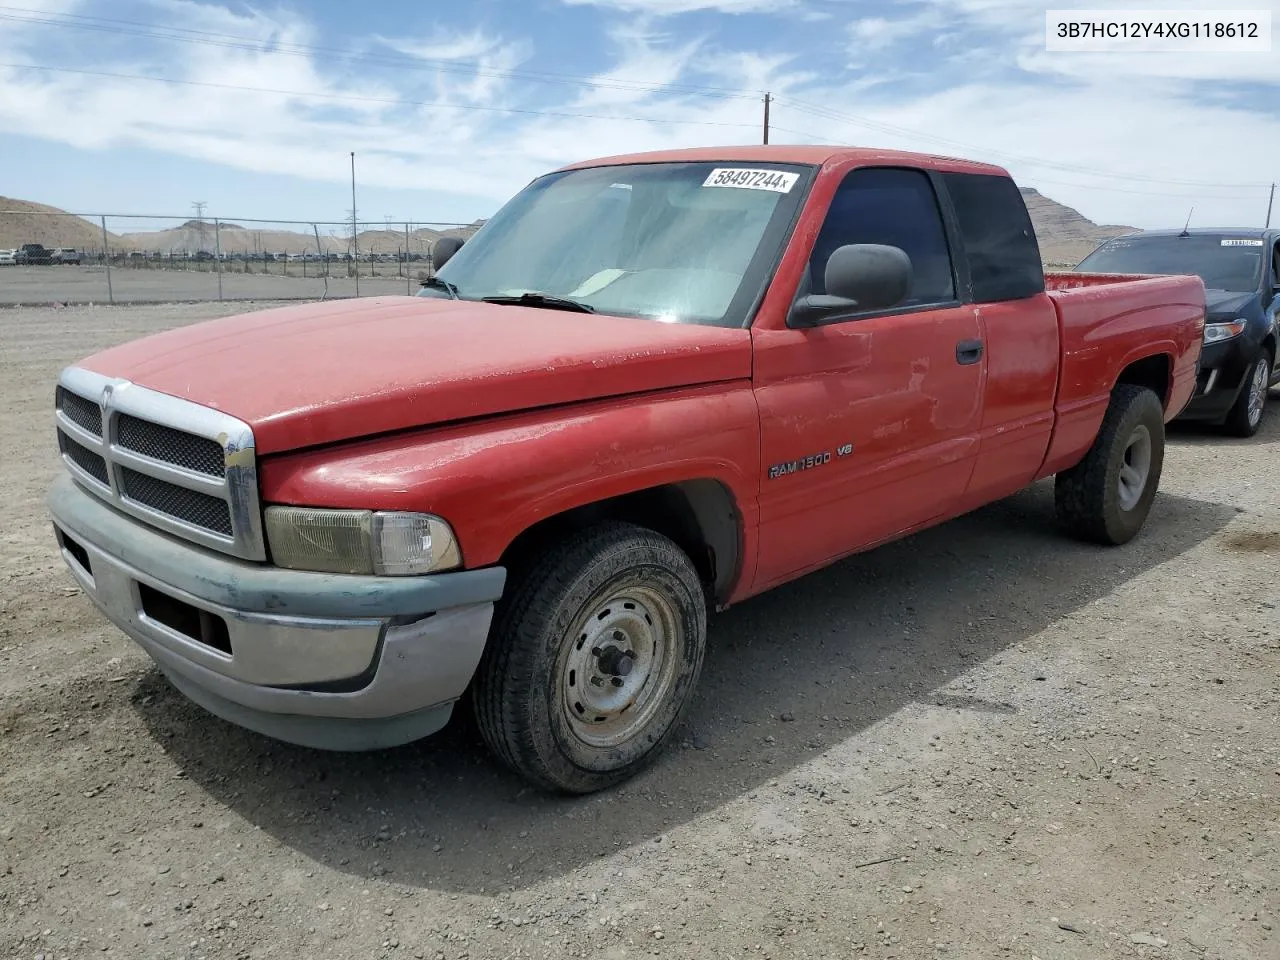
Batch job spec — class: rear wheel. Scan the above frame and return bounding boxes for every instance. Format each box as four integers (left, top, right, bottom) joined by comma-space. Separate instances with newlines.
1055, 383, 1165, 545
472, 522, 707, 794
1222, 349, 1271, 438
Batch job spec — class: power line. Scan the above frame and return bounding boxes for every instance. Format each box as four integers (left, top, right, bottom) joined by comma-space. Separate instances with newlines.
0, 62, 764, 129
766, 124, 1264, 199
774, 95, 1271, 189
0, 6, 761, 102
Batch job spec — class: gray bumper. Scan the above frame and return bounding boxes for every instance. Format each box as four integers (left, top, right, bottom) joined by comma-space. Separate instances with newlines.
47, 473, 506, 751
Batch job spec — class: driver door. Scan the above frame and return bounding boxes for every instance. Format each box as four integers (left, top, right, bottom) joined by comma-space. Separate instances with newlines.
750, 166, 985, 592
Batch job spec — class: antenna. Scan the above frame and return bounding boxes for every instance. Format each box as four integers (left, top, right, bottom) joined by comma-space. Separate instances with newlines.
1179, 207, 1194, 237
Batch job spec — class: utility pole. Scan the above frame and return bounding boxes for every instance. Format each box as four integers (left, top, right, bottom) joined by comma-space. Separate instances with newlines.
350, 151, 359, 295
762, 92, 771, 145
1267, 182, 1275, 229
192, 201, 206, 255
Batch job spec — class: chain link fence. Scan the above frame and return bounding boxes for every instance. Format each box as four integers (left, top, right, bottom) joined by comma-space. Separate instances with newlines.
0, 210, 481, 305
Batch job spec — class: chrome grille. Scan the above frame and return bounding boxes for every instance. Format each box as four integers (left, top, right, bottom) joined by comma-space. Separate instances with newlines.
56, 386, 103, 436
58, 430, 109, 486
119, 468, 234, 536
54, 367, 265, 561
117, 414, 226, 477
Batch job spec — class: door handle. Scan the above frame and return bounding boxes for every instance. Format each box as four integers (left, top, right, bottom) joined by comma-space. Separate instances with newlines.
955, 338, 984, 365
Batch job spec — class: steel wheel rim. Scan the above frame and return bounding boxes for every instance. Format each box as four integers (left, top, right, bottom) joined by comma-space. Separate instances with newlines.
1117, 424, 1152, 512
1247, 359, 1268, 427
560, 584, 681, 749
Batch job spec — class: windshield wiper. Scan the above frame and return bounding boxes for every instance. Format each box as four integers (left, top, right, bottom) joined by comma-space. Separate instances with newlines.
480, 291, 595, 313
419, 275, 459, 299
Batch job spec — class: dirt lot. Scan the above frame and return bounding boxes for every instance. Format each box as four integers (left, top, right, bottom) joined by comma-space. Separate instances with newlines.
2, 303, 1277, 960
0, 266, 417, 306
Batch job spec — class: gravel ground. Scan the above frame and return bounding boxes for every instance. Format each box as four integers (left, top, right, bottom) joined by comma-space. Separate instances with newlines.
2, 302, 1277, 960
0, 265, 418, 305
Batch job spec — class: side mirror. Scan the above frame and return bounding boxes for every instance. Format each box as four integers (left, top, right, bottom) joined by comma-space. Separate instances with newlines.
789, 244, 912, 327
431, 236, 466, 270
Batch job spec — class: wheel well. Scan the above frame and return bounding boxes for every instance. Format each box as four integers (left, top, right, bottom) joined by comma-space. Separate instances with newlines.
1115, 354, 1172, 409
1264, 333, 1276, 363
497, 480, 742, 606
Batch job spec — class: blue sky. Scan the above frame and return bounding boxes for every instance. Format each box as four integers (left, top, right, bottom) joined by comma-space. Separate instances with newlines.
1, 0, 1278, 232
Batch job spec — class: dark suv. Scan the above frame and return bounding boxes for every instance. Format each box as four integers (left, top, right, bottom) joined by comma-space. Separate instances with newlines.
1076, 228, 1280, 437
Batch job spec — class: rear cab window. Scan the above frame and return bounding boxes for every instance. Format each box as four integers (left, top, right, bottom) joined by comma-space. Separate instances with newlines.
941, 172, 1045, 303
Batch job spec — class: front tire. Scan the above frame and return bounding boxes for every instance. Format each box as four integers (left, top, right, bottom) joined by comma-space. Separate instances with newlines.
1222, 349, 1271, 438
472, 522, 708, 794
1055, 383, 1165, 545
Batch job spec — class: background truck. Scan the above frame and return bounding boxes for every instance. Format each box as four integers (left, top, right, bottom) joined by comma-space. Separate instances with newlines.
48, 145, 1205, 794
15, 242, 52, 265
1075, 227, 1280, 436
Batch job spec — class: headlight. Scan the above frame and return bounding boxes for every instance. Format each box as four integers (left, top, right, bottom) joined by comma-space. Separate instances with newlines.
264, 507, 461, 575
1203, 320, 1247, 344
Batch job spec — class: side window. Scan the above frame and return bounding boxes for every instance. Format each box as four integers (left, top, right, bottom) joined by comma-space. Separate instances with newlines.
942, 172, 1045, 302
807, 167, 956, 308
1271, 241, 1280, 288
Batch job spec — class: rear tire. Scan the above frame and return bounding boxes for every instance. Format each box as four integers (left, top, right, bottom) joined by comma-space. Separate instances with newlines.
1055, 383, 1165, 545
472, 521, 707, 794
1222, 348, 1271, 438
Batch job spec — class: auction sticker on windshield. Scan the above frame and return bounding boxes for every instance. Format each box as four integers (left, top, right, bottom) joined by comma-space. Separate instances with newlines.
703, 168, 798, 192
1222, 238, 1265, 246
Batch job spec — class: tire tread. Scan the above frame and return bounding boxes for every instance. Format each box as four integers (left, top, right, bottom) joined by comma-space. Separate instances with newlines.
1222, 348, 1271, 438
1055, 383, 1164, 545
472, 521, 704, 793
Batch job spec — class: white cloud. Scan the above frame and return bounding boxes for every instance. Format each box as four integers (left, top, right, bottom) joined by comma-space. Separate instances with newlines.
0, 0, 1276, 230
558, 0, 798, 13
848, 11, 945, 51
773, 79, 1275, 228
567, 21, 707, 108
375, 28, 533, 105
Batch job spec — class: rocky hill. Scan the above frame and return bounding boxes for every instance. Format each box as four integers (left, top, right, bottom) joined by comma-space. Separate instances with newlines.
0, 197, 125, 250
1020, 188, 1139, 267
117, 220, 484, 257
2, 190, 1133, 267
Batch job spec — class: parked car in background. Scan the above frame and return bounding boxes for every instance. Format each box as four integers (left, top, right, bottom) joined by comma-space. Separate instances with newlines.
48, 145, 1204, 793
1076, 228, 1280, 436
15, 243, 53, 265
51, 248, 82, 265
0, 249, 15, 266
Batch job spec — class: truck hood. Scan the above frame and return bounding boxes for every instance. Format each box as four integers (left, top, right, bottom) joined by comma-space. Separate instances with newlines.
79, 296, 753, 454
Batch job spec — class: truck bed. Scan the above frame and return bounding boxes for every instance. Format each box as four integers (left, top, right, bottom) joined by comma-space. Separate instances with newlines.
1036, 271, 1206, 478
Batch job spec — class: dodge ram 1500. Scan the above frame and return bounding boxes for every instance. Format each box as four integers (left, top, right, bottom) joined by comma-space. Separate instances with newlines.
48, 145, 1206, 793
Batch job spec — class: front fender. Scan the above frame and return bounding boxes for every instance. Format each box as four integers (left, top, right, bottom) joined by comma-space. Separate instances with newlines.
259, 382, 761, 573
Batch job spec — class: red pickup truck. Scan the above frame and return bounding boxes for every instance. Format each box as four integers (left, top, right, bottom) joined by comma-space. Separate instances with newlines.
48, 146, 1205, 793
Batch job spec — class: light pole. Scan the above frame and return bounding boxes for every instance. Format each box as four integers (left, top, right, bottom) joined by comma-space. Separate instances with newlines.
350, 151, 359, 295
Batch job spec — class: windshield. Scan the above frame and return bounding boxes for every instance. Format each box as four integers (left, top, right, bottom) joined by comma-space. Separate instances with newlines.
423, 161, 813, 326
1076, 233, 1265, 293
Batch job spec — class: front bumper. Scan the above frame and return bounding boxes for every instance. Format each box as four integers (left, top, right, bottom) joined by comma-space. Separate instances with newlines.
48, 473, 506, 751
1175, 336, 1253, 423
